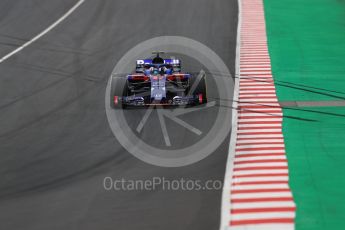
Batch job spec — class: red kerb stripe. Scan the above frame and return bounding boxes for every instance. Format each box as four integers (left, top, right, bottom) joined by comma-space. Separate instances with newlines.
233, 166, 288, 171
230, 218, 294, 226
231, 197, 293, 204
233, 173, 288, 178
231, 207, 296, 214
231, 188, 290, 194
234, 159, 287, 165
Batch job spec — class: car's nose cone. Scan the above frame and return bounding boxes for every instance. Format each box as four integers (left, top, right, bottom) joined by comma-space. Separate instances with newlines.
151, 75, 166, 101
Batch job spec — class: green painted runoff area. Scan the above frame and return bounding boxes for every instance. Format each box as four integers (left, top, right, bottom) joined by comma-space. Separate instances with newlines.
263, 0, 345, 229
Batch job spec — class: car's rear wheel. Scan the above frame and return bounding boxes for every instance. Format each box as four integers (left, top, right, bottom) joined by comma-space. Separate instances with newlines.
110, 76, 128, 109
188, 74, 207, 105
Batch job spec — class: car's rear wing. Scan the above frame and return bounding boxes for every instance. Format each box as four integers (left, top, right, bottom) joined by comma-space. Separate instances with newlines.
136, 59, 181, 73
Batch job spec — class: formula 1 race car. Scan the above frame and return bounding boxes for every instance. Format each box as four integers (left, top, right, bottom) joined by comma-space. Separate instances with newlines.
110, 52, 207, 108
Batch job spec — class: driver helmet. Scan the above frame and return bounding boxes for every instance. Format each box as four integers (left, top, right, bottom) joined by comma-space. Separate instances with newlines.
152, 67, 159, 75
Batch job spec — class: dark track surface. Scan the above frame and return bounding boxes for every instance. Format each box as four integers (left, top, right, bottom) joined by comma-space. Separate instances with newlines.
0, 0, 238, 229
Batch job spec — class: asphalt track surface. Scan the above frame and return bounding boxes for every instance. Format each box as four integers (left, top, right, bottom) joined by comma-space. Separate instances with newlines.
0, 1, 237, 229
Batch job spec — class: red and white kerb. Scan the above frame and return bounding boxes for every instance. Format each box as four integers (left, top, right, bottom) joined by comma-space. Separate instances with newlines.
224, 0, 296, 229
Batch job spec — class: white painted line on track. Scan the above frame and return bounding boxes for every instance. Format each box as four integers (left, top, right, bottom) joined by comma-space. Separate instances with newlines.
240, 68, 271, 71
235, 144, 285, 149
232, 170, 288, 175
220, 0, 242, 227
234, 162, 288, 169
236, 120, 283, 124
230, 212, 295, 221
234, 155, 287, 162
231, 192, 293, 199
229, 224, 295, 230
232, 201, 295, 209
239, 99, 278, 102
238, 114, 282, 118
236, 149, 285, 154
232, 176, 289, 182
0, 0, 85, 64
232, 184, 289, 190
236, 140, 284, 144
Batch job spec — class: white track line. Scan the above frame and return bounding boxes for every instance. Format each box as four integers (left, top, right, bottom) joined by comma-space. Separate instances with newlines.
220, 0, 242, 227
232, 184, 290, 190
234, 162, 288, 169
231, 212, 295, 221
235, 144, 285, 149
0, 0, 85, 64
232, 170, 288, 175
236, 150, 285, 155
232, 176, 289, 182
229, 224, 294, 230
231, 192, 293, 199
236, 139, 284, 144
234, 155, 287, 162
232, 201, 295, 209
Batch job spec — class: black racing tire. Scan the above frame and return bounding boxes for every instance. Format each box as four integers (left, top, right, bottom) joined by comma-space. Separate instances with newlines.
188, 74, 207, 105
110, 76, 128, 109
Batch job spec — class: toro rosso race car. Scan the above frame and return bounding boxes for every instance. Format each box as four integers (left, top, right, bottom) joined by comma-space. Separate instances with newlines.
110, 52, 207, 108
